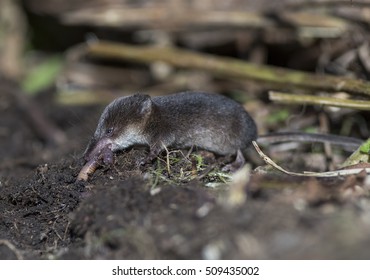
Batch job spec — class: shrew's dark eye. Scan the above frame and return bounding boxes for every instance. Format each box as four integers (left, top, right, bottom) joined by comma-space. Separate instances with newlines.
105, 127, 114, 135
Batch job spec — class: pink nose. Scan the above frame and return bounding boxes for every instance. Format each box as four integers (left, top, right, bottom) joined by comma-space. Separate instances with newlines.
84, 137, 113, 162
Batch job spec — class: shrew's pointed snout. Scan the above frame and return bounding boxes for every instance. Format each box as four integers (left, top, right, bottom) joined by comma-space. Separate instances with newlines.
83, 137, 113, 163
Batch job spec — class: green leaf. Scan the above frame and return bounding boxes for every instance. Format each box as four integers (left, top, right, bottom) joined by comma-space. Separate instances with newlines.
21, 56, 63, 94
342, 138, 370, 167
266, 109, 289, 124
360, 139, 370, 154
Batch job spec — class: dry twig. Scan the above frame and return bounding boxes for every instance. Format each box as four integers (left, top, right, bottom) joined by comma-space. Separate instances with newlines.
252, 141, 370, 177
86, 41, 370, 97
269, 91, 370, 110
0, 80, 67, 145
0, 239, 23, 260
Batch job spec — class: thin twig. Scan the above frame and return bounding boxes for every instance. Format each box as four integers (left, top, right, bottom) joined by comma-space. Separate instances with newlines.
63, 221, 70, 242
0, 79, 67, 145
162, 144, 171, 176
52, 219, 64, 242
269, 91, 370, 110
62, 7, 270, 29
0, 239, 23, 260
286, 0, 370, 9
86, 41, 370, 96
252, 141, 370, 177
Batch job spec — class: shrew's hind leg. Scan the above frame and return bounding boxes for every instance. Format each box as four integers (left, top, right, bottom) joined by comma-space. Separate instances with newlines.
139, 142, 165, 166
221, 149, 245, 172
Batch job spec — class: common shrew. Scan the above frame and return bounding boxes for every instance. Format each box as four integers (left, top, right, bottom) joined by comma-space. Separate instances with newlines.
84, 91, 257, 167
78, 91, 363, 181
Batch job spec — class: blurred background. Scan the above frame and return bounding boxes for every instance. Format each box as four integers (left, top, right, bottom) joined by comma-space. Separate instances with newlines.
2, 0, 370, 260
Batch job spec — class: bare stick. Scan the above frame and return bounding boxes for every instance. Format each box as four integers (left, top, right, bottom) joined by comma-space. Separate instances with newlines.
269, 91, 370, 110
62, 8, 270, 29
252, 141, 370, 177
162, 144, 171, 176
86, 41, 370, 97
0, 80, 67, 145
0, 239, 23, 260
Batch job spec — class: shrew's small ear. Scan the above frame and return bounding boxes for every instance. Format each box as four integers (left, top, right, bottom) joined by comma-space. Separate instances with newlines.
139, 95, 153, 115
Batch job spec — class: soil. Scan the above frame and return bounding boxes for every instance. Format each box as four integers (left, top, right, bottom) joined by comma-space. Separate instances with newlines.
1, 88, 370, 260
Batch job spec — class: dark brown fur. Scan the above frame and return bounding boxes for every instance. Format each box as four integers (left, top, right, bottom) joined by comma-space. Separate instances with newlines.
84, 91, 257, 165
84, 91, 363, 168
